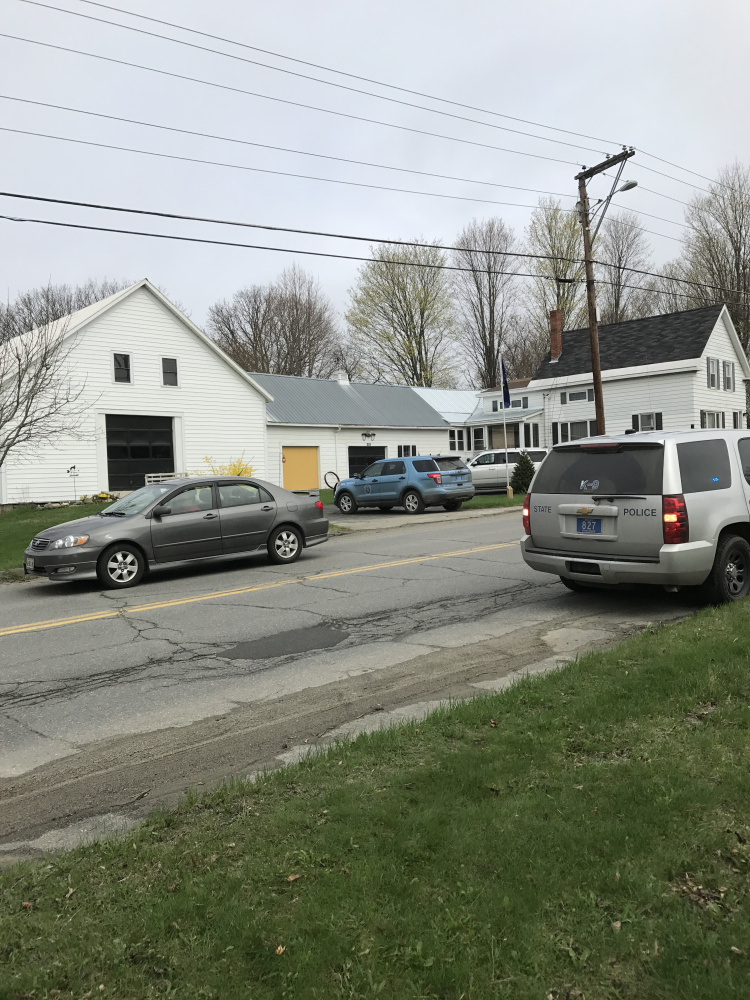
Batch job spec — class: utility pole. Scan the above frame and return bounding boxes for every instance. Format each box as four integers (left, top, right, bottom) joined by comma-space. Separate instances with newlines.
575, 147, 635, 435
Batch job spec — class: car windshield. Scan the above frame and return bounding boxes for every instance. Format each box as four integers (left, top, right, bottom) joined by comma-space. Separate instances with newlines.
101, 483, 175, 516
533, 444, 664, 495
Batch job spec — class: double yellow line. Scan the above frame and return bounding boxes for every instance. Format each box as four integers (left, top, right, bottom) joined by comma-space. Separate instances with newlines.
0, 542, 515, 638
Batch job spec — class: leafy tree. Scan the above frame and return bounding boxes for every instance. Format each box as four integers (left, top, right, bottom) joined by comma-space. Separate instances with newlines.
510, 451, 536, 494
346, 241, 456, 386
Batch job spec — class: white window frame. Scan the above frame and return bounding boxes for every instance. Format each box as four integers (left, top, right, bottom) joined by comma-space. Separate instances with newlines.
112, 352, 132, 385
707, 357, 719, 389
397, 445, 417, 458
701, 410, 723, 429
723, 361, 735, 392
639, 412, 656, 432
472, 427, 486, 451
568, 390, 587, 402
733, 410, 744, 429
161, 356, 180, 388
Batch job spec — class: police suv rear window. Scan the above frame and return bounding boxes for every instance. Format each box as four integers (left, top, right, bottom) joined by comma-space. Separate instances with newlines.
677, 439, 731, 493
532, 444, 664, 495
413, 459, 439, 472
434, 457, 467, 471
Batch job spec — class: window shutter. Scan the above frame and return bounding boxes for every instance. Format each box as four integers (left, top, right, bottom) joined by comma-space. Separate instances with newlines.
707, 358, 712, 388
632, 414, 639, 431
700, 410, 706, 428
722, 411, 726, 428
655, 412, 663, 430
732, 362, 736, 391
561, 392, 567, 405
587, 388, 594, 402
552, 423, 559, 445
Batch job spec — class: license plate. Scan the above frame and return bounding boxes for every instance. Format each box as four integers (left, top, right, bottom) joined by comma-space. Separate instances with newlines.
576, 517, 601, 534
455, 477, 463, 484
25, 557, 34, 571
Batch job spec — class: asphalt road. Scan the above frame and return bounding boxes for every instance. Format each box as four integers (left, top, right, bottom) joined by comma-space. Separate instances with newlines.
0, 510, 688, 859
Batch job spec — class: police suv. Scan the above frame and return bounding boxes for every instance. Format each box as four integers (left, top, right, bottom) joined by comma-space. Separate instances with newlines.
521, 430, 750, 603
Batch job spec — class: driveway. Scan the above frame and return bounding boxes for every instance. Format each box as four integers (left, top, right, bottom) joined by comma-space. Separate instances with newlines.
0, 510, 689, 860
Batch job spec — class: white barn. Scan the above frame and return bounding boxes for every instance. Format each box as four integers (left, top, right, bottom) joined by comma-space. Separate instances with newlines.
0, 280, 272, 504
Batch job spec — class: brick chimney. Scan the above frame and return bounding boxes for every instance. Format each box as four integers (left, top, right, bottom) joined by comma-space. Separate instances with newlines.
549, 309, 562, 362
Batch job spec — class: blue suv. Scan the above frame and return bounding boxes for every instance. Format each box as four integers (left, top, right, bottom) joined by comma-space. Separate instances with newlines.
334, 455, 475, 515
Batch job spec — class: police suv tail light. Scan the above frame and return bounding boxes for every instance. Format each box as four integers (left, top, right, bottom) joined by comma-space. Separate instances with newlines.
663, 494, 688, 544
427, 472, 442, 485
522, 494, 531, 535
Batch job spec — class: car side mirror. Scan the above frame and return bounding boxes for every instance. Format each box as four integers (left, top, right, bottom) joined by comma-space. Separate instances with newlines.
151, 504, 172, 518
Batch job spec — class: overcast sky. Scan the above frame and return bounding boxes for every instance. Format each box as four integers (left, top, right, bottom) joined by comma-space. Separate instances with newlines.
2, 0, 749, 325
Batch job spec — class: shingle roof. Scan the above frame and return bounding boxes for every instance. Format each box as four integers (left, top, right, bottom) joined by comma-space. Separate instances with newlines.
248, 372, 449, 427
531, 305, 724, 381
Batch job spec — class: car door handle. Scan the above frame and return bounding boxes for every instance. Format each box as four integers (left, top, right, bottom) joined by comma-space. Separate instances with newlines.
371, 479, 379, 482
203, 512, 218, 519
261, 505, 274, 511
398, 476, 405, 480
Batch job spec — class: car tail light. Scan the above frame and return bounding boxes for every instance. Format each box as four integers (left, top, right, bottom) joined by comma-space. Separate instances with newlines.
427, 472, 442, 485
314, 500, 324, 512
522, 493, 531, 534
663, 494, 688, 544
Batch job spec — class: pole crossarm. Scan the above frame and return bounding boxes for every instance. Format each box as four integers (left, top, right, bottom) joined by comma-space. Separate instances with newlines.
575, 147, 634, 181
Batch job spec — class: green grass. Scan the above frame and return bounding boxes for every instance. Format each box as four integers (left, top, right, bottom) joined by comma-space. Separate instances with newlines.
463, 492, 523, 510
3, 604, 750, 998
0, 503, 111, 573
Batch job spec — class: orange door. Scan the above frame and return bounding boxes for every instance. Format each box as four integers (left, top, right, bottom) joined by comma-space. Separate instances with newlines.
282, 447, 320, 490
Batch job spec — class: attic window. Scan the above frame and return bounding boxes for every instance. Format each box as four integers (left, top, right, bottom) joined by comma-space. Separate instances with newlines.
162, 357, 178, 387
114, 353, 131, 383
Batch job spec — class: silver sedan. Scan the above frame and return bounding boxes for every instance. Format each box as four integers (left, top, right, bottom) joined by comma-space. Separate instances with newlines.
23, 477, 329, 589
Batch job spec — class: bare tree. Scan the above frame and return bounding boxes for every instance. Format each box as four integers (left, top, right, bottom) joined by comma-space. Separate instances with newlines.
524, 197, 587, 335
452, 217, 519, 388
0, 313, 87, 470
502, 317, 550, 379
207, 265, 341, 377
346, 241, 456, 386
0, 278, 131, 343
594, 211, 654, 323
677, 161, 750, 349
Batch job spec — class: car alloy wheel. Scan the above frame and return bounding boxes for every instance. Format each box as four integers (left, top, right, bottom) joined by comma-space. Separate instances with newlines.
337, 492, 356, 514
275, 529, 299, 560
107, 550, 139, 583
724, 543, 749, 597
403, 490, 424, 515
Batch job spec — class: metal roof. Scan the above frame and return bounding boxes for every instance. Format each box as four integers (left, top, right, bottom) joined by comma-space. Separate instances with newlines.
466, 407, 543, 424
411, 386, 481, 422
248, 372, 450, 428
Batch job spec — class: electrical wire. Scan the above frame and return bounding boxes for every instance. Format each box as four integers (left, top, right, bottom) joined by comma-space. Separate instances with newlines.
12, 0, 611, 157
0, 33, 583, 167
16, 0, 728, 194
0, 126, 574, 212
0, 124, 689, 242
0, 95, 578, 201
1, 190, 743, 299
0, 210, 717, 304
30, 0, 627, 150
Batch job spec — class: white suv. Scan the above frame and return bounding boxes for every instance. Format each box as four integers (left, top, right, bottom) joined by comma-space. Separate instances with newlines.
469, 449, 547, 491
521, 430, 750, 603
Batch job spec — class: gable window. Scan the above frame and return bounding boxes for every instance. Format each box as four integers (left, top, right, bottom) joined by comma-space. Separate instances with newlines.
113, 353, 131, 383
397, 445, 417, 457
569, 390, 587, 402
707, 357, 719, 389
162, 357, 178, 386
700, 410, 724, 429
631, 413, 663, 432
491, 400, 498, 412
723, 361, 735, 391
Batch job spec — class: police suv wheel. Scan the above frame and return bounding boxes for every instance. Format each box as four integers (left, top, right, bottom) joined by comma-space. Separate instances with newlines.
701, 534, 750, 604
336, 492, 357, 514
402, 490, 425, 515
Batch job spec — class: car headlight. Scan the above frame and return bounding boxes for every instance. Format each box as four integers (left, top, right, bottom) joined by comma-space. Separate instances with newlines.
49, 534, 89, 549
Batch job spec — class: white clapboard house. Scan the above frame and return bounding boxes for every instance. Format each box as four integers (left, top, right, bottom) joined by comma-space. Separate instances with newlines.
0, 280, 273, 504
478, 305, 749, 447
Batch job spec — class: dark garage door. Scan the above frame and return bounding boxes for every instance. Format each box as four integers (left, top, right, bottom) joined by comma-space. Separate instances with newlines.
106, 415, 174, 492
347, 446, 386, 478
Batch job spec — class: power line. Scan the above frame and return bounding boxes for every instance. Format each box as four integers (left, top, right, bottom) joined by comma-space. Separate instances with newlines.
20, 0, 727, 194
43, 0, 628, 151
13, 0, 610, 157
1, 190, 741, 299
0, 124, 689, 240
0, 95, 577, 201
0, 210, 716, 305
0, 126, 572, 212
0, 33, 582, 167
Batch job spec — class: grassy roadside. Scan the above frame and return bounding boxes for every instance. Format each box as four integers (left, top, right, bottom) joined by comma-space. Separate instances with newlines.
0, 503, 111, 573
3, 604, 750, 997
